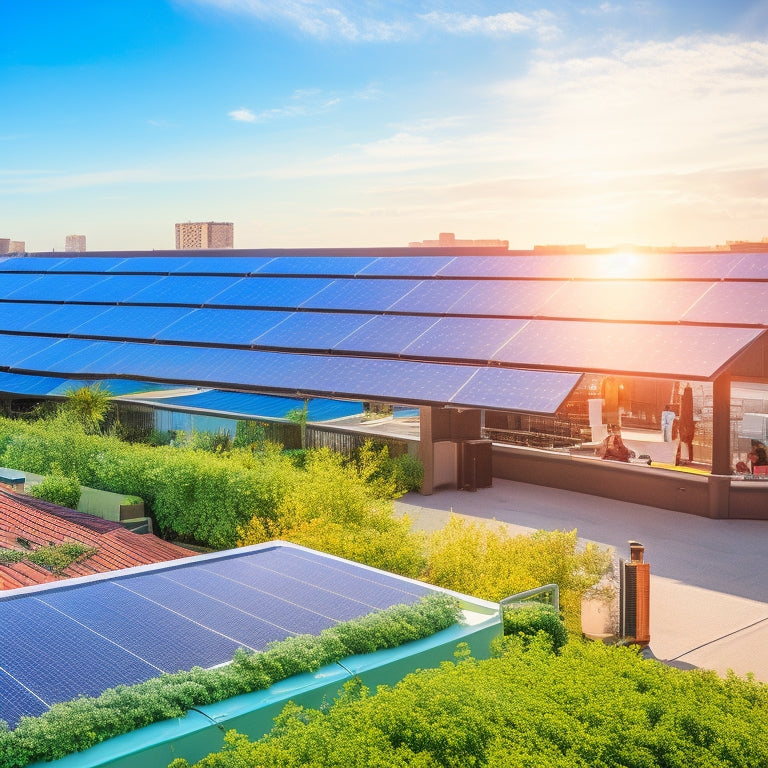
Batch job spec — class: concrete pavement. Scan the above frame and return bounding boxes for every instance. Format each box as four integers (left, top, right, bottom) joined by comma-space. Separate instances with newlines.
395, 478, 768, 682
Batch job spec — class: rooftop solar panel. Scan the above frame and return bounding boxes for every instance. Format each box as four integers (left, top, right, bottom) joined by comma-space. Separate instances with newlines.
48, 257, 130, 273
684, 282, 768, 325
255, 311, 374, 350
402, 317, 528, 360
210, 276, 334, 308
387, 279, 478, 313
166, 256, 274, 275
304, 279, 421, 311
724, 253, 768, 279
0, 257, 67, 272
120, 275, 237, 305
71, 306, 196, 340
253, 256, 376, 276
358, 256, 456, 277
537, 281, 712, 323
21, 304, 113, 335
0, 302, 62, 333
448, 280, 567, 316
451, 367, 582, 413
1, 273, 47, 298
494, 320, 762, 378
334, 315, 439, 355
157, 308, 293, 345
0, 544, 436, 727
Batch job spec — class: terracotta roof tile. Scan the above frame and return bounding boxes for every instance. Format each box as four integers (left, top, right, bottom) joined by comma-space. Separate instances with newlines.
0, 489, 191, 589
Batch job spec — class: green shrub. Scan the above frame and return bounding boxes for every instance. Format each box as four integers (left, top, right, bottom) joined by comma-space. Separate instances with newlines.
500, 603, 568, 652
169, 639, 768, 768
26, 472, 81, 510
0, 594, 461, 768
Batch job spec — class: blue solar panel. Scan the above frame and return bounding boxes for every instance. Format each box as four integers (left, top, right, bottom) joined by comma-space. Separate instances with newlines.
38, 583, 241, 671
387, 279, 478, 313
210, 277, 334, 308
254, 256, 376, 276
451, 368, 582, 412
48, 257, 130, 273
167, 256, 274, 275
0, 334, 68, 368
104, 256, 193, 274
0, 598, 160, 715
0, 666, 47, 725
22, 304, 113, 335
255, 312, 373, 350
0, 273, 49, 298
334, 315, 438, 354
116, 275, 236, 305
303, 279, 421, 311
0, 302, 62, 332
70, 306, 195, 340
0, 544, 446, 728
358, 256, 456, 277
0, 257, 66, 272
402, 317, 527, 361
448, 280, 567, 316
725, 253, 768, 279
684, 283, 768, 325
157, 308, 292, 345
0, 274, 110, 302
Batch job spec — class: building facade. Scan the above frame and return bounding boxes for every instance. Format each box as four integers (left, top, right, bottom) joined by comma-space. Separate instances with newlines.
409, 232, 509, 248
65, 234, 87, 252
175, 221, 234, 249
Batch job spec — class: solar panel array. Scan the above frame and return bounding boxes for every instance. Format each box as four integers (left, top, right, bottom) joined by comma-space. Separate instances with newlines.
0, 544, 436, 728
0, 249, 766, 412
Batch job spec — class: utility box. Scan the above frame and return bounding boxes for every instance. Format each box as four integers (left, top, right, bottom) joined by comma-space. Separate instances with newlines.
620, 541, 650, 646
460, 439, 493, 491
0, 468, 25, 493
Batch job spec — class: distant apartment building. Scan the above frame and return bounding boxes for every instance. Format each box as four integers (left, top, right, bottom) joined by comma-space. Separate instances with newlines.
409, 232, 509, 249
0, 239, 10, 254
65, 234, 87, 253
9, 241, 25, 253
175, 221, 234, 249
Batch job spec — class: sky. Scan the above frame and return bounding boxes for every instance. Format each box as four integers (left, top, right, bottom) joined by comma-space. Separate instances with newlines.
2, 0, 768, 252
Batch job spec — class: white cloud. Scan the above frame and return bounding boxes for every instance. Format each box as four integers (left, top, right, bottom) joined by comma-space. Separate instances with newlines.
228, 107, 257, 122
420, 10, 557, 38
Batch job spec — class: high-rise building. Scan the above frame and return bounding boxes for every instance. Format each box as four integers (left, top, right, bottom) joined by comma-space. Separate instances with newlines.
65, 235, 87, 252
0, 239, 10, 254
9, 241, 25, 253
175, 222, 234, 249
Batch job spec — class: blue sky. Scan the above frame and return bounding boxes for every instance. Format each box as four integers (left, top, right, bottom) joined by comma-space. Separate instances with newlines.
2, 0, 768, 251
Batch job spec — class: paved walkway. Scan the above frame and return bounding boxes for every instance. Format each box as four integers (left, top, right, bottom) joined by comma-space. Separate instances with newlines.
395, 479, 768, 682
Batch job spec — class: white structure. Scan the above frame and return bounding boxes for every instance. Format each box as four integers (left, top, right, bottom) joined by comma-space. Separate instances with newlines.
175, 222, 233, 249
65, 235, 87, 252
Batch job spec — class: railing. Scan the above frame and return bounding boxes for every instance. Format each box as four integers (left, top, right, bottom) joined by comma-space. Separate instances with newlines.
499, 584, 560, 613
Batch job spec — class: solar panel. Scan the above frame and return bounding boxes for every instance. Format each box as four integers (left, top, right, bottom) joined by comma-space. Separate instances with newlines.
684, 282, 768, 325
0, 257, 67, 272
1, 273, 49, 298
402, 317, 528, 360
447, 280, 567, 316
210, 277, 334, 308
22, 304, 114, 335
334, 315, 439, 355
157, 308, 293, 345
255, 312, 374, 350
123, 275, 239, 305
494, 320, 762, 378
253, 256, 376, 276
166, 256, 274, 275
724, 253, 768, 279
387, 279, 478, 313
358, 256, 456, 277
537, 281, 712, 323
71, 306, 196, 340
0, 302, 62, 333
48, 257, 130, 273
0, 544, 437, 727
303, 279, 421, 311
451, 367, 582, 413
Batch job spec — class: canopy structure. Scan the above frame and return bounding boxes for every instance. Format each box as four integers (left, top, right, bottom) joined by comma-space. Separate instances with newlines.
0, 248, 767, 488
0, 249, 766, 406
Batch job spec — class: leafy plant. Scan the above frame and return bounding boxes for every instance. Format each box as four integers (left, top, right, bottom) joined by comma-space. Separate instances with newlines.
168, 639, 768, 768
499, 603, 568, 652
26, 470, 81, 510
26, 542, 98, 574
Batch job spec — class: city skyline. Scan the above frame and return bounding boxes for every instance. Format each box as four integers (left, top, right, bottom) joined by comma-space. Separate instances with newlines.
3, 1, 768, 252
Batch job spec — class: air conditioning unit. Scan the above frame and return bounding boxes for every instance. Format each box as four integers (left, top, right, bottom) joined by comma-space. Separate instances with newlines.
620, 541, 650, 646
